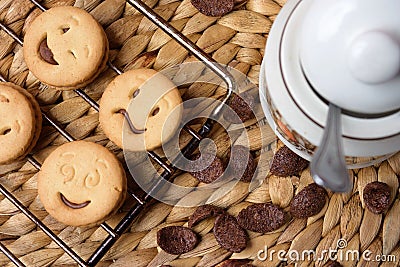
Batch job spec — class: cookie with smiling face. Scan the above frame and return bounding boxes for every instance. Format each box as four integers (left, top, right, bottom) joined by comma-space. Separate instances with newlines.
0, 82, 42, 164
23, 6, 108, 90
99, 69, 182, 151
37, 141, 127, 226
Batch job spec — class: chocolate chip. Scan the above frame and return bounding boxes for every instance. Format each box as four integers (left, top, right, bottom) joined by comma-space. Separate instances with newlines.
157, 226, 198, 255
215, 259, 254, 267
324, 260, 343, 267
363, 181, 391, 214
39, 39, 58, 65
228, 145, 257, 182
224, 92, 255, 124
191, 0, 234, 17
214, 214, 247, 253
188, 204, 225, 228
188, 153, 225, 184
237, 203, 287, 233
270, 146, 309, 177
290, 183, 327, 218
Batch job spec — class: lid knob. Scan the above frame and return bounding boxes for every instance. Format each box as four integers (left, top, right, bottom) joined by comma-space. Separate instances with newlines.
348, 31, 400, 84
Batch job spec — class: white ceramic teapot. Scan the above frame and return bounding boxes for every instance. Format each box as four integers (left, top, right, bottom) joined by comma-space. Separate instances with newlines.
259, 0, 400, 172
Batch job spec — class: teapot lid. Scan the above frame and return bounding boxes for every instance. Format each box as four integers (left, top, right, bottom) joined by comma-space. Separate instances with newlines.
300, 0, 400, 115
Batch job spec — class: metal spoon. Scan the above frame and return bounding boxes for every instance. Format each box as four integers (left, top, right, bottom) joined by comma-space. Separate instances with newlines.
310, 103, 352, 192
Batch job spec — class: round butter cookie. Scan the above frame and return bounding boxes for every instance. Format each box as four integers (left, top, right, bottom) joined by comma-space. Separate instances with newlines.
99, 69, 182, 151
0, 82, 42, 164
23, 6, 108, 90
38, 141, 127, 226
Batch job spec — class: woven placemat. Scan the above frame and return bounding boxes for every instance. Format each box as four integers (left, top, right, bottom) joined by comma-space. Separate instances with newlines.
0, 0, 399, 266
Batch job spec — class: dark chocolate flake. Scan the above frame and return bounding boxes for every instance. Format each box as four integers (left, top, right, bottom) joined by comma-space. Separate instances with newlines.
215, 259, 255, 267
188, 204, 225, 228
157, 226, 198, 255
270, 146, 309, 177
188, 153, 225, 184
228, 145, 257, 182
237, 203, 287, 233
290, 183, 328, 218
214, 214, 247, 253
363, 181, 391, 214
191, 0, 235, 17
224, 92, 255, 124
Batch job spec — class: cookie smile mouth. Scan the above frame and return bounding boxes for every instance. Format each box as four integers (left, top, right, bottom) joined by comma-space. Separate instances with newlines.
60, 193, 90, 209
118, 109, 146, 134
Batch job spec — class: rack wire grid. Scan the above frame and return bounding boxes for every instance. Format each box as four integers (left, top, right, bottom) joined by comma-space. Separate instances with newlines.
0, 0, 237, 266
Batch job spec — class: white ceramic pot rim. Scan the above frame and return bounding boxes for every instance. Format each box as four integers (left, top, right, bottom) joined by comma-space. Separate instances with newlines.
300, 0, 400, 114
279, 0, 400, 140
259, 0, 400, 157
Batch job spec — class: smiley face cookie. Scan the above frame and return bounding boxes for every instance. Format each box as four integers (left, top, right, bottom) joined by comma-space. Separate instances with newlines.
99, 69, 183, 151
0, 82, 42, 164
23, 6, 109, 90
37, 141, 127, 226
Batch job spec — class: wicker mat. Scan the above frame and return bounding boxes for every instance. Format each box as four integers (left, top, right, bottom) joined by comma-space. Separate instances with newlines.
0, 0, 399, 266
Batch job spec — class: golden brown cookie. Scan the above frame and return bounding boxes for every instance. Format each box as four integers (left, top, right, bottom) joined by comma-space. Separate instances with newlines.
37, 141, 127, 226
6, 83, 43, 158
23, 6, 109, 90
99, 69, 183, 151
0, 82, 42, 164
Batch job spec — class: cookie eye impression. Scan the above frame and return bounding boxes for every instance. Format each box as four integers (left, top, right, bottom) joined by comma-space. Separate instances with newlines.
39, 37, 59, 65
151, 107, 160, 117
0, 127, 12, 136
84, 169, 101, 188
0, 94, 9, 103
131, 89, 140, 99
61, 27, 70, 33
61, 164, 76, 184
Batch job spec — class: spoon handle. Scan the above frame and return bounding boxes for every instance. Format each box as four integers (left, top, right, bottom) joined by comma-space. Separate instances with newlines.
310, 103, 352, 192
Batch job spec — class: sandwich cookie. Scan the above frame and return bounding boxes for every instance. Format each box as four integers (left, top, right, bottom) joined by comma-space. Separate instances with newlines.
0, 82, 42, 164
99, 69, 182, 151
23, 6, 109, 90
37, 141, 127, 226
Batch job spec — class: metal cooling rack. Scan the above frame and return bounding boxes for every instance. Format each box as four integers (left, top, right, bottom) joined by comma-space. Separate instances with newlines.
0, 0, 236, 266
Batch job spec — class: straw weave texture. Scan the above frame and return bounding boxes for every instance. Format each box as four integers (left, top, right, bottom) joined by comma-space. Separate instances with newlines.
0, 0, 399, 266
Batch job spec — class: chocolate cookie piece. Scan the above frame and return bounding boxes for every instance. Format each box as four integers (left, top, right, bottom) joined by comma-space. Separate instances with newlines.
214, 214, 247, 253
191, 0, 234, 17
363, 181, 391, 214
270, 146, 309, 177
215, 259, 254, 266
228, 145, 257, 182
157, 226, 198, 255
290, 183, 328, 218
324, 260, 343, 267
188, 153, 225, 184
237, 203, 287, 233
224, 92, 255, 124
188, 205, 225, 228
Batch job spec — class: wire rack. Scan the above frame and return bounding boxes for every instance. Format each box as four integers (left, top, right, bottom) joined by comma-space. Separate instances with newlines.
0, 0, 237, 266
